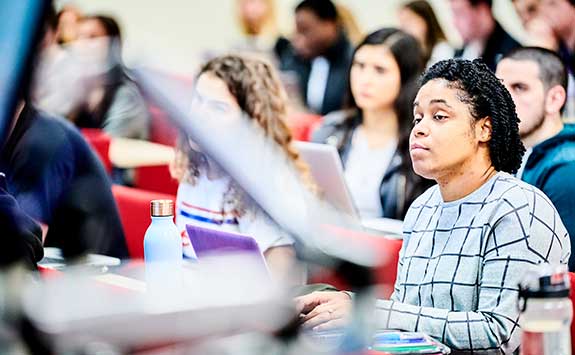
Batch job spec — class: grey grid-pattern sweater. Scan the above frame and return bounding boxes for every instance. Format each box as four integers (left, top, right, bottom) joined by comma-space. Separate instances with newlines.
375, 172, 571, 354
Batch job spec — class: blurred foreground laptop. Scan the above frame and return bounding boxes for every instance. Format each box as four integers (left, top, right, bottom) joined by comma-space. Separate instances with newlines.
294, 141, 403, 238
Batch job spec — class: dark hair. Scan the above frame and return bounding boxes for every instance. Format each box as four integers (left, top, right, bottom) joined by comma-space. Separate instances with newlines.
402, 1, 446, 64
347, 28, 428, 209
72, 15, 127, 130
85, 15, 122, 41
502, 46, 568, 111
348, 28, 424, 142
421, 59, 525, 174
295, 0, 338, 21
469, 0, 493, 7
83, 15, 123, 65
46, 3, 58, 31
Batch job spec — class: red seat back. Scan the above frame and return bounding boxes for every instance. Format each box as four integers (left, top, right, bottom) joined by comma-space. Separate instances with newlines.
309, 226, 403, 298
133, 164, 179, 196
112, 185, 176, 259
149, 105, 179, 146
286, 113, 323, 142
81, 128, 112, 174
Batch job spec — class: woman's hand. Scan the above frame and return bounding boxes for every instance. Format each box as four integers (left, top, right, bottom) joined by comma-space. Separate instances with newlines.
295, 291, 352, 331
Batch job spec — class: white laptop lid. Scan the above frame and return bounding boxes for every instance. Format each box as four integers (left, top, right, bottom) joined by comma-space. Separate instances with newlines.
294, 141, 359, 219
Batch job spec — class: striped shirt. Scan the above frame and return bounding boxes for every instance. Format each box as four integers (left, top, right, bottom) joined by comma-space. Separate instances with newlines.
175, 174, 294, 253
375, 172, 571, 353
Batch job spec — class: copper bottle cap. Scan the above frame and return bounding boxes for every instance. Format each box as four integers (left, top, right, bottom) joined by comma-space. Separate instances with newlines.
150, 199, 174, 217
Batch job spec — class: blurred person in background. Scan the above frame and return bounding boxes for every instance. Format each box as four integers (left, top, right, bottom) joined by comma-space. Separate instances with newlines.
450, 0, 521, 70
334, 3, 363, 45
496, 47, 575, 269
398, 0, 454, 67
274, 0, 353, 115
69, 14, 150, 140
511, 0, 558, 49
539, 0, 575, 118
234, 0, 279, 54
296, 59, 570, 354
170, 55, 316, 284
54, 5, 82, 45
2, 6, 128, 259
512, 0, 540, 24
312, 28, 433, 220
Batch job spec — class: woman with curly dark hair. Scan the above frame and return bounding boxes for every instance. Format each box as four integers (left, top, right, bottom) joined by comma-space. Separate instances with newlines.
296, 59, 571, 353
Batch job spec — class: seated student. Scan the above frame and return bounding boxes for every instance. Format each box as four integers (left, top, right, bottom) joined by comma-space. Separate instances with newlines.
274, 0, 353, 115
70, 15, 150, 140
510, 0, 558, 50
0, 103, 129, 259
170, 55, 315, 284
312, 28, 434, 219
1, 4, 127, 260
450, 0, 521, 71
538, 0, 575, 117
496, 47, 575, 270
296, 59, 570, 353
398, 0, 454, 67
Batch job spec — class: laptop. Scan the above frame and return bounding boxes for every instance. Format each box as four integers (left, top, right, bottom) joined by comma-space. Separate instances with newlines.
294, 141, 403, 238
293, 141, 359, 219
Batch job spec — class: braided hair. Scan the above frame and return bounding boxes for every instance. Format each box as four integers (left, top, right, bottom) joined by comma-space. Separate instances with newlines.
420, 59, 525, 174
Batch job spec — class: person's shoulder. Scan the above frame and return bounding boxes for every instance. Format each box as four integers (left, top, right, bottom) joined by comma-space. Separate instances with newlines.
488, 173, 557, 216
18, 108, 85, 155
32, 109, 102, 161
29, 108, 75, 134
546, 124, 575, 159
114, 81, 146, 103
322, 109, 356, 126
311, 109, 356, 143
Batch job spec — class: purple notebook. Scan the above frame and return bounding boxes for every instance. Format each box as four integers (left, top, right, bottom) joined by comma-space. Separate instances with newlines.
185, 224, 263, 258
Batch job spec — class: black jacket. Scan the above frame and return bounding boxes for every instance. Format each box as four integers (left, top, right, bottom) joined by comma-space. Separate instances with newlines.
312, 110, 434, 219
454, 21, 521, 71
274, 32, 353, 115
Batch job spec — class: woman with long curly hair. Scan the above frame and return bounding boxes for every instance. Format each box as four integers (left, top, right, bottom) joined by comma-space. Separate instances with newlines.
296, 59, 570, 353
171, 55, 314, 284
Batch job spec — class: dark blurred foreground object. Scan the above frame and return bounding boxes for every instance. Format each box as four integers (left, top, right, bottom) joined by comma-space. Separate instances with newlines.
0, 173, 43, 270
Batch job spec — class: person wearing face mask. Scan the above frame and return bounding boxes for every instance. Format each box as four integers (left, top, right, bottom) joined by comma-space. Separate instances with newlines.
69, 15, 150, 140
1, 6, 128, 260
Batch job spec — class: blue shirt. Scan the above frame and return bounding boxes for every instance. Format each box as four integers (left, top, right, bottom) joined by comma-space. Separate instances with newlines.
521, 124, 575, 270
0, 105, 128, 258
